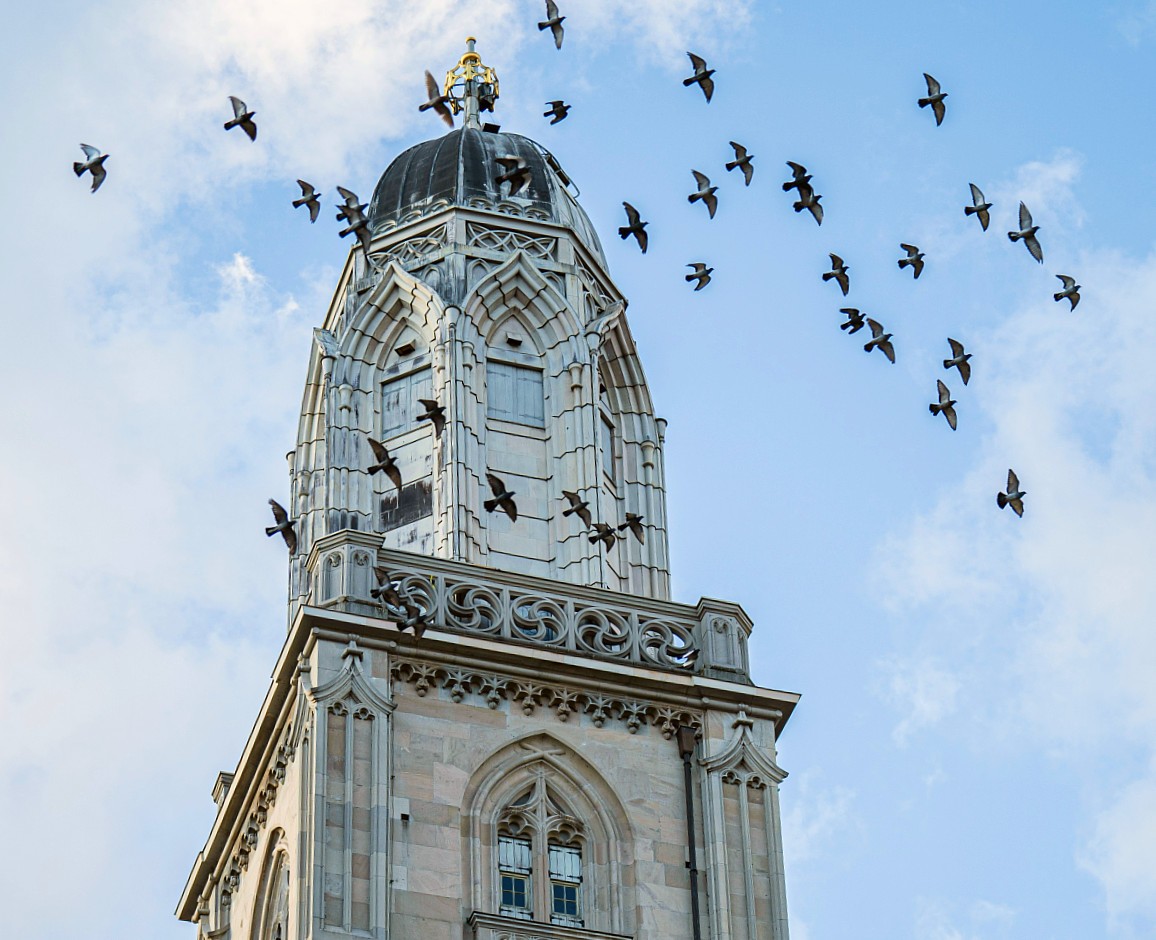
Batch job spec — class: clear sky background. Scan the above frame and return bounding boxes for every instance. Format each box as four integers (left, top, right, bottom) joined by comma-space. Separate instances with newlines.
3, 1, 1156, 938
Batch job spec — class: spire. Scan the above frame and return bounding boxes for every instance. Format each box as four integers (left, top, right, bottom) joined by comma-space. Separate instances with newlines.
444, 37, 500, 129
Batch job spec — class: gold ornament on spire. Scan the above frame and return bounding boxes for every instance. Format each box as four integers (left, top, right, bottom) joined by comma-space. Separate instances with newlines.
443, 37, 500, 122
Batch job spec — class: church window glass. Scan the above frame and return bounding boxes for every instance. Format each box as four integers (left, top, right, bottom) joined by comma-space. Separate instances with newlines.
498, 836, 533, 920
548, 844, 582, 926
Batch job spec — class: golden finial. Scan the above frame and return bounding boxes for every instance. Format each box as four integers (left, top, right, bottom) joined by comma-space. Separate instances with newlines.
444, 37, 500, 125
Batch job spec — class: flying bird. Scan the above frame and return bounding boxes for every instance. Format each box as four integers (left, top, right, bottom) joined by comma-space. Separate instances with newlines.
266, 499, 297, 554
419, 70, 454, 128
293, 180, 321, 222
793, 188, 823, 225
918, 73, 947, 126
367, 438, 403, 492
726, 142, 755, 186
336, 185, 365, 211
688, 170, 719, 218
943, 338, 972, 385
840, 308, 866, 334
619, 202, 648, 253
898, 243, 925, 279
1054, 274, 1081, 310
371, 569, 427, 639
1008, 202, 1044, 263
73, 143, 109, 192
561, 491, 592, 529
495, 155, 532, 196
417, 399, 446, 437
224, 96, 257, 141
686, 263, 713, 291
997, 469, 1026, 517
544, 100, 571, 124
589, 522, 619, 551
484, 472, 518, 521
929, 380, 958, 430
617, 512, 645, 544
965, 183, 992, 231
683, 52, 716, 102
538, 0, 565, 49
823, 253, 850, 295
864, 318, 895, 363
782, 161, 812, 194
335, 187, 372, 252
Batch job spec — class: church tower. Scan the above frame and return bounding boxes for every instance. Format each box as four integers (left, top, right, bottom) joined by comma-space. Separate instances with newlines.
177, 42, 799, 940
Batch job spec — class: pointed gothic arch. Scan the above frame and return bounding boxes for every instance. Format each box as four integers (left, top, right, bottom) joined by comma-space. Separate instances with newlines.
249, 829, 290, 940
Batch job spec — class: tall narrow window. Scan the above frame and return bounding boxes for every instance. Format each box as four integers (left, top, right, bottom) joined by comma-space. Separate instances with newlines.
487, 361, 545, 427
381, 367, 432, 438
548, 843, 582, 926
498, 836, 533, 920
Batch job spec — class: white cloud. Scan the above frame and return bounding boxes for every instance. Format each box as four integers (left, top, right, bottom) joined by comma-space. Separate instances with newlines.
876, 655, 961, 746
914, 897, 1016, 940
781, 773, 858, 866
1118, 1, 1156, 44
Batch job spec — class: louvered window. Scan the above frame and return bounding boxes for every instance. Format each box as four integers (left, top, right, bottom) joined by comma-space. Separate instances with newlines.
487, 361, 545, 427
381, 367, 433, 438
498, 836, 533, 920
548, 844, 582, 926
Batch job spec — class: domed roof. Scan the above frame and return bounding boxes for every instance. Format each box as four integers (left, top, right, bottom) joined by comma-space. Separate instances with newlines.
368, 127, 605, 264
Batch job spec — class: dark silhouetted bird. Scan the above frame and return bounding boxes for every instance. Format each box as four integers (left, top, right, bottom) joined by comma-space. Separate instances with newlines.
544, 100, 571, 124
371, 569, 427, 639
929, 380, 958, 430
419, 70, 454, 127
335, 187, 372, 253
823, 253, 850, 295
293, 180, 321, 222
794, 188, 823, 225
73, 143, 109, 192
944, 338, 972, 385
619, 202, 648, 253
417, 399, 446, 437
1054, 275, 1081, 310
224, 96, 257, 140
617, 512, 645, 544
561, 491, 592, 529
782, 161, 812, 194
589, 522, 619, 550
864, 319, 895, 363
484, 473, 518, 521
965, 183, 992, 231
726, 141, 755, 186
367, 438, 403, 492
1008, 202, 1044, 263
495, 156, 532, 196
840, 308, 866, 333
918, 73, 947, 126
683, 52, 715, 101
539, 0, 565, 49
898, 244, 925, 279
997, 469, 1026, 517
266, 499, 297, 554
686, 263, 713, 290
688, 170, 718, 218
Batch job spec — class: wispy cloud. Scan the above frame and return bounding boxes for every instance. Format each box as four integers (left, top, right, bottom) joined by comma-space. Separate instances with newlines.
876, 655, 962, 746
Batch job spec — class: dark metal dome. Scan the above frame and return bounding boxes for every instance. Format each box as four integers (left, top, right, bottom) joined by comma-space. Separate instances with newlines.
368, 127, 605, 263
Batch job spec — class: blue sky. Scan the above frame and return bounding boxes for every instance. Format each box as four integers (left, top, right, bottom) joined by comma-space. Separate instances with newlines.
3, 1, 1156, 938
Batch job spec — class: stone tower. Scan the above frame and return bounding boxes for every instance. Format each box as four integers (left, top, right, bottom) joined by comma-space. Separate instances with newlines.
177, 41, 799, 940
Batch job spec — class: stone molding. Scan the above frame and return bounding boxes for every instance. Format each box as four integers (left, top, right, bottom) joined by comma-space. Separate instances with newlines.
468, 910, 633, 940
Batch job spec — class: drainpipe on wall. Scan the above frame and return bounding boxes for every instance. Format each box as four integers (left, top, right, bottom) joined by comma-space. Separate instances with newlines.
676, 725, 704, 940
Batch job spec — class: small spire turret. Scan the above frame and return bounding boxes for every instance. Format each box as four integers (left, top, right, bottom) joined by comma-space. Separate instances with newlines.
444, 37, 500, 129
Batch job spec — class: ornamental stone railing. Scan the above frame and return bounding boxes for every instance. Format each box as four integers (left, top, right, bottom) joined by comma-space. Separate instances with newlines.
302, 530, 753, 682
468, 911, 633, 940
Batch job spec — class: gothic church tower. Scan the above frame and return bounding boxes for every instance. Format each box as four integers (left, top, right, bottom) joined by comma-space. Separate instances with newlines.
178, 42, 799, 940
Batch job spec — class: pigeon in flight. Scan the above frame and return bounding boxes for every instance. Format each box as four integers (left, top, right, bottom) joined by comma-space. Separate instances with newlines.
266, 499, 297, 554
539, 0, 565, 49
617, 512, 645, 544
823, 253, 850, 295
335, 187, 372, 253
898, 244, 925, 279
619, 202, 648, 253
686, 263, 713, 291
1054, 275, 1081, 310
1008, 202, 1044, 263
683, 52, 716, 102
688, 170, 719, 218
794, 188, 823, 225
73, 143, 109, 192
371, 569, 427, 639
589, 522, 619, 550
484, 473, 518, 521
495, 156, 532, 196
561, 491, 592, 529
544, 100, 571, 124
840, 308, 866, 334
782, 161, 812, 194
224, 96, 257, 141
918, 73, 947, 126
965, 183, 992, 231
293, 180, 321, 223
929, 380, 958, 430
943, 338, 972, 385
864, 319, 895, 363
417, 399, 446, 437
420, 70, 454, 128
726, 141, 755, 186
367, 438, 403, 492
997, 469, 1026, 517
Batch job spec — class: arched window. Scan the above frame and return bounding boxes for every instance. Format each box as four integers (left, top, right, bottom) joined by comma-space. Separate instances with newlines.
250, 835, 290, 940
